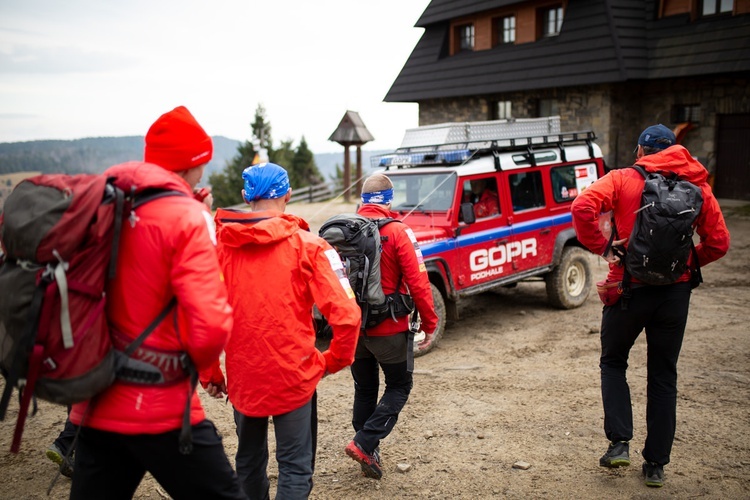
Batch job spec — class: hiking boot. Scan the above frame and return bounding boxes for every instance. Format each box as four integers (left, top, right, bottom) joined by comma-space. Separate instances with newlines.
46, 444, 74, 478
599, 441, 630, 468
360, 446, 381, 475
345, 440, 382, 479
642, 461, 664, 488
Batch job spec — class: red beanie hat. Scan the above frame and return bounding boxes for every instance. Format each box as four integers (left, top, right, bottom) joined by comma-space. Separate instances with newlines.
144, 106, 213, 172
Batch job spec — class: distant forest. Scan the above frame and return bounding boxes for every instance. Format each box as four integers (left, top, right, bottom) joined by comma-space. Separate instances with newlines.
0, 136, 388, 183
0, 136, 241, 178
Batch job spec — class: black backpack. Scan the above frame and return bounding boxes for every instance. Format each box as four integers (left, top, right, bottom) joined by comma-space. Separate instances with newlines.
319, 214, 414, 330
611, 165, 703, 290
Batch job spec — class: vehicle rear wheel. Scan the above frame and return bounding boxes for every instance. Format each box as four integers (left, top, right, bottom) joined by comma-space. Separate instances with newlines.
414, 283, 446, 357
545, 246, 592, 309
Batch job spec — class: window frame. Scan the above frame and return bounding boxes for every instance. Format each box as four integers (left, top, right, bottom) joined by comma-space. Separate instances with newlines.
456, 23, 475, 52
700, 0, 734, 16
494, 15, 516, 45
540, 5, 564, 37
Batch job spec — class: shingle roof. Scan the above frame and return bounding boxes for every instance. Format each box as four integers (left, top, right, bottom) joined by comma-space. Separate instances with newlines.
385, 0, 750, 102
328, 110, 375, 145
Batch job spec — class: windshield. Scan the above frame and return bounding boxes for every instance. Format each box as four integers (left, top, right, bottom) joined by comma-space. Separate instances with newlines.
387, 172, 456, 211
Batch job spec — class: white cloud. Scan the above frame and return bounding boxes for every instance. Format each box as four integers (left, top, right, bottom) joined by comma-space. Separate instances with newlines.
0, 0, 428, 153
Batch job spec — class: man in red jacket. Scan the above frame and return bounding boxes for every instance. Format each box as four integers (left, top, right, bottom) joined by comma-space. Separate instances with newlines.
205, 162, 361, 499
69, 106, 245, 499
344, 173, 439, 479
571, 124, 730, 488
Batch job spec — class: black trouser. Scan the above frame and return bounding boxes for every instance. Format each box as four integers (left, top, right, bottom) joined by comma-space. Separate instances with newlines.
70, 420, 246, 500
233, 396, 315, 500
600, 282, 691, 466
54, 408, 77, 456
351, 333, 413, 453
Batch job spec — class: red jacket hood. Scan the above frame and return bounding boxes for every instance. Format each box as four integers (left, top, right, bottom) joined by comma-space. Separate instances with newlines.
104, 161, 193, 195
636, 145, 708, 186
214, 208, 310, 248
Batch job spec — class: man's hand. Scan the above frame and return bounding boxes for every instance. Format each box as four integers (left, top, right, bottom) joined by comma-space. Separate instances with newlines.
194, 187, 213, 211
204, 381, 226, 399
417, 331, 434, 350
603, 238, 628, 265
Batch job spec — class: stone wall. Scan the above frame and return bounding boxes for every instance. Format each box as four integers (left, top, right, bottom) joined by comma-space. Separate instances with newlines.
418, 76, 750, 171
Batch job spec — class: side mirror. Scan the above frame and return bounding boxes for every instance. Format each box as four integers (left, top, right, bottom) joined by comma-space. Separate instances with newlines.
460, 202, 476, 224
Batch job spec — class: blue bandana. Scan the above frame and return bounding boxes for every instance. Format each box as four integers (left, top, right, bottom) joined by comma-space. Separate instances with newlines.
242, 162, 290, 202
361, 188, 394, 205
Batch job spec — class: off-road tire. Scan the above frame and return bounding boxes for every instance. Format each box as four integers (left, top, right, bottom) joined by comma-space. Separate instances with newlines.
414, 283, 446, 357
545, 246, 592, 309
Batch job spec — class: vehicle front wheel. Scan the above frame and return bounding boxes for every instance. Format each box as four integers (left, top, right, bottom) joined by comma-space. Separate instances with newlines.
414, 283, 446, 357
545, 246, 592, 309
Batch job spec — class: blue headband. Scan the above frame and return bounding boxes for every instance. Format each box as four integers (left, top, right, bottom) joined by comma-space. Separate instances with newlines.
361, 188, 394, 205
242, 162, 290, 202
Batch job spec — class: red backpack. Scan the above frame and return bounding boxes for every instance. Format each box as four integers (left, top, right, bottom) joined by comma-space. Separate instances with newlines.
0, 173, 184, 452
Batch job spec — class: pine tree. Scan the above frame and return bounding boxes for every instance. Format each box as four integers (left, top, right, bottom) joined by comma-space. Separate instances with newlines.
209, 104, 272, 208
290, 136, 323, 188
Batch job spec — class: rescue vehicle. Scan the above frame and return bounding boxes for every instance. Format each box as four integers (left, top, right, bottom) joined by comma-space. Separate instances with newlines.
372, 117, 606, 356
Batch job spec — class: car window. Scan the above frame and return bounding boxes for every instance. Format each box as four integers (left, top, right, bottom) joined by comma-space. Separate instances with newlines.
510, 171, 545, 211
389, 173, 456, 211
550, 165, 579, 202
461, 177, 500, 220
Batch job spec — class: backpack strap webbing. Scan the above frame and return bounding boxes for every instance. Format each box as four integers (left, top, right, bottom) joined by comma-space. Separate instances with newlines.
120, 297, 177, 357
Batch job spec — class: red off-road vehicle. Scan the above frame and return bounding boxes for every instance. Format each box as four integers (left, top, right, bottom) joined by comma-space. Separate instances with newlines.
372, 117, 606, 356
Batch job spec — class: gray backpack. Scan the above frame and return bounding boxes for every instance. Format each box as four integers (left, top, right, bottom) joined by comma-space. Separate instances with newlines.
319, 214, 413, 330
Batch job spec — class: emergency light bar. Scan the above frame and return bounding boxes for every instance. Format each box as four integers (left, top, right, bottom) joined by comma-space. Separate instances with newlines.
376, 149, 472, 168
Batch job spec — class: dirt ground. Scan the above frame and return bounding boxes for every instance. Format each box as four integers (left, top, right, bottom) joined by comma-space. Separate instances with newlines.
1, 200, 748, 499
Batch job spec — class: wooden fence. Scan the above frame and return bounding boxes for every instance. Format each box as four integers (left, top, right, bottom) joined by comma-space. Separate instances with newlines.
289, 180, 345, 204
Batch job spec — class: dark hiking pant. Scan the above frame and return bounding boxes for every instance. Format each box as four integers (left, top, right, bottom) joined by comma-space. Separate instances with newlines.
234, 395, 315, 500
600, 281, 691, 466
54, 410, 77, 456
70, 419, 245, 500
351, 333, 413, 453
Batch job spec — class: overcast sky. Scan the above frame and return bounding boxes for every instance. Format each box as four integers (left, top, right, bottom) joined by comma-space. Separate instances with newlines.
0, 0, 429, 153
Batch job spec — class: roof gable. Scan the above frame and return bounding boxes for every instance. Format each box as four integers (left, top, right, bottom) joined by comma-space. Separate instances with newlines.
386, 0, 750, 102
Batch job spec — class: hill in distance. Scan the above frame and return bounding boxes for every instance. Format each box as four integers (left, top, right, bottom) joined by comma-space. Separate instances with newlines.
0, 137, 391, 184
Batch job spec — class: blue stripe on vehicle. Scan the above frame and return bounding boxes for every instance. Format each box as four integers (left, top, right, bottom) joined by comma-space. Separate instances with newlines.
420, 213, 571, 257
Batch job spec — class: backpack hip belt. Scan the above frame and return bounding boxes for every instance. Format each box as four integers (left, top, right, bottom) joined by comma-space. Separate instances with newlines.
111, 329, 190, 386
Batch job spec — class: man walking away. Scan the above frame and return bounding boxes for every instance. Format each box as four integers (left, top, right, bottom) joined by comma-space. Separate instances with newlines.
204, 162, 361, 499
344, 173, 438, 479
571, 124, 729, 488
68, 106, 245, 499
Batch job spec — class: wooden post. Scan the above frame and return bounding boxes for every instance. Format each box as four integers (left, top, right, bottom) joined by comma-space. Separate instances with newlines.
343, 144, 351, 203
356, 146, 363, 198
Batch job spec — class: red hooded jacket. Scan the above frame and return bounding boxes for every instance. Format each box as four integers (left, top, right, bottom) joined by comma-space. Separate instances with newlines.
205, 208, 360, 417
571, 146, 730, 284
70, 162, 232, 434
357, 204, 438, 336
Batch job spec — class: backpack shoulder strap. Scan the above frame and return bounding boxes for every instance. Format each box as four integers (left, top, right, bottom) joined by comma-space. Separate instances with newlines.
630, 164, 648, 179
110, 189, 189, 280
133, 189, 188, 208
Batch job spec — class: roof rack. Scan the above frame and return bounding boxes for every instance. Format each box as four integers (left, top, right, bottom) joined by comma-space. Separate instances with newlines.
371, 117, 597, 169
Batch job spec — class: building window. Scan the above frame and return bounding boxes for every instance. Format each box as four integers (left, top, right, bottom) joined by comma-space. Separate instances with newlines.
491, 101, 512, 120
671, 104, 702, 124
701, 0, 734, 16
537, 99, 559, 117
542, 6, 564, 37
496, 15, 516, 45
457, 24, 475, 52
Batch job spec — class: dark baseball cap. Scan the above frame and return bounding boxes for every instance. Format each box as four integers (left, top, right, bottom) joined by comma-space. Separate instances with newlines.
636, 124, 676, 152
